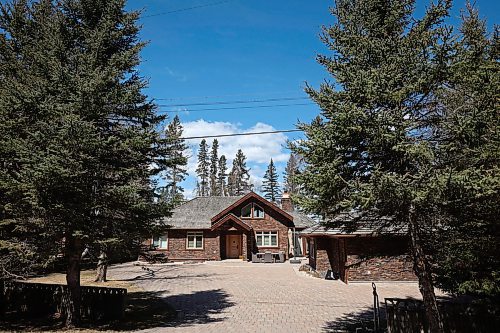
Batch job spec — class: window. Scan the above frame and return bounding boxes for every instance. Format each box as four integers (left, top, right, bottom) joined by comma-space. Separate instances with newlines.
253, 204, 264, 218
241, 203, 265, 219
152, 234, 168, 249
241, 204, 252, 218
187, 232, 203, 249
255, 231, 278, 247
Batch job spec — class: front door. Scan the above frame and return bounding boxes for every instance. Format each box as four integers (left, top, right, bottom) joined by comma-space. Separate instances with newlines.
226, 234, 241, 259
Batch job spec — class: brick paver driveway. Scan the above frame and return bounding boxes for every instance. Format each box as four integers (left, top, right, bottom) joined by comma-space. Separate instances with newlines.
109, 260, 429, 332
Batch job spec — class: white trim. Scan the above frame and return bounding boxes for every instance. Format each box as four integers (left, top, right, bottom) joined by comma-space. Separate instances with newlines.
186, 231, 204, 249
255, 231, 278, 247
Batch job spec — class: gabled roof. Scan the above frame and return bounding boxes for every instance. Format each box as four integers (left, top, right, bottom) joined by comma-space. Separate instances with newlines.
211, 213, 251, 231
160, 192, 316, 230
210, 192, 293, 223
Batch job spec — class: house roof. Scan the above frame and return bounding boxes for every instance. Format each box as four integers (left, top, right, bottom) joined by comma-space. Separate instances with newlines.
161, 196, 244, 229
210, 192, 293, 222
160, 193, 316, 230
210, 213, 252, 231
300, 212, 403, 237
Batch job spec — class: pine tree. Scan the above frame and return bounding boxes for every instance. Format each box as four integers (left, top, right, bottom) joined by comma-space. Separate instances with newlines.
431, 3, 500, 297
291, 1, 453, 331
218, 155, 228, 196
229, 149, 252, 195
209, 139, 219, 196
162, 115, 188, 203
262, 159, 280, 202
0, 0, 171, 326
196, 139, 210, 196
283, 153, 301, 196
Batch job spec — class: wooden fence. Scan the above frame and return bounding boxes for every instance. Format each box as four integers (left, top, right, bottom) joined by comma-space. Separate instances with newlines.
0, 280, 127, 321
385, 297, 500, 333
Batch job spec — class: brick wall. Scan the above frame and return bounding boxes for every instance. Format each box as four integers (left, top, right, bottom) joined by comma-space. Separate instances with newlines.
228, 200, 292, 258
146, 229, 221, 261
345, 237, 416, 281
308, 235, 416, 282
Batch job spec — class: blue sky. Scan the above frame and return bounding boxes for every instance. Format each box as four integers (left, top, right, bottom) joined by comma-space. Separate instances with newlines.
126, 0, 499, 197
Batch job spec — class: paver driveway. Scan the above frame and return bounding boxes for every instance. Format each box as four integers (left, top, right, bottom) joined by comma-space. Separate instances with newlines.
109, 260, 429, 333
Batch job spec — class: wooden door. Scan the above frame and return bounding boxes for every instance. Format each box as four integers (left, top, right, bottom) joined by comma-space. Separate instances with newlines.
227, 234, 241, 259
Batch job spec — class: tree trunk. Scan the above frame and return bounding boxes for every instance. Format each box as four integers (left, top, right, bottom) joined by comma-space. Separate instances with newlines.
408, 207, 444, 333
65, 236, 82, 327
95, 250, 108, 282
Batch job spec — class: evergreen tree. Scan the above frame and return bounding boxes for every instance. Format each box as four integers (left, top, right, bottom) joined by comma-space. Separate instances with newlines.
283, 153, 301, 196
262, 159, 280, 202
431, 4, 500, 297
209, 139, 219, 196
196, 139, 209, 196
228, 149, 252, 195
218, 155, 228, 196
0, 0, 171, 326
291, 1, 453, 331
162, 115, 188, 203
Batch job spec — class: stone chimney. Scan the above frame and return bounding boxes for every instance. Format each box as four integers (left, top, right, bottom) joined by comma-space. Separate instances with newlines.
281, 192, 294, 212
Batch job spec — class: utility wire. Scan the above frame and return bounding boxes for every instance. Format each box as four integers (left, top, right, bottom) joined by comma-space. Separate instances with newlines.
142, 0, 235, 18
181, 129, 303, 140
157, 97, 309, 107
154, 90, 304, 101
158, 102, 315, 113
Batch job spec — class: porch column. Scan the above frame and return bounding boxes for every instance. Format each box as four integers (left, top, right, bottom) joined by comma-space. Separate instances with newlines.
242, 233, 248, 261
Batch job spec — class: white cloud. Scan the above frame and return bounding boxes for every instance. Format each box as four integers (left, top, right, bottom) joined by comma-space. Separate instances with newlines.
181, 119, 289, 194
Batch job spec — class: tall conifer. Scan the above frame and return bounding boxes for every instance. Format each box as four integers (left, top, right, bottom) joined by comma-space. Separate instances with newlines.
291, 1, 453, 330
196, 139, 209, 196
218, 155, 228, 196
209, 139, 219, 196
162, 115, 188, 203
0, 0, 170, 326
262, 159, 280, 202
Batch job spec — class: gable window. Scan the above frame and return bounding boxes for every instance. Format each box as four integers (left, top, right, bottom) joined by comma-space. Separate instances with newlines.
253, 204, 264, 218
255, 231, 278, 247
152, 234, 168, 249
241, 203, 265, 219
187, 231, 203, 249
241, 204, 252, 218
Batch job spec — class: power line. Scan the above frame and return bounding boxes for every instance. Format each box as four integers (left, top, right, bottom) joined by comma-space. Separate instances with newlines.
154, 90, 304, 101
181, 129, 303, 140
142, 0, 235, 18
158, 102, 315, 113
157, 97, 309, 107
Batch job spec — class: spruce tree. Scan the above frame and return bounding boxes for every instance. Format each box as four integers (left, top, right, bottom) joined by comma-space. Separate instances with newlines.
218, 155, 228, 196
262, 159, 280, 202
0, 0, 171, 326
196, 139, 210, 196
162, 115, 188, 203
229, 149, 252, 195
431, 4, 500, 297
209, 139, 219, 196
291, 1, 453, 331
283, 153, 301, 196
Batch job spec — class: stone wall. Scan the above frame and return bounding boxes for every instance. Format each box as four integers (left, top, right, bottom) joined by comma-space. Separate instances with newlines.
308, 235, 416, 282
346, 255, 415, 281
145, 229, 220, 261
227, 201, 292, 258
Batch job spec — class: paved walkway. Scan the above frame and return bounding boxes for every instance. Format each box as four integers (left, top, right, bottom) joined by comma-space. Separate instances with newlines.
109, 260, 429, 332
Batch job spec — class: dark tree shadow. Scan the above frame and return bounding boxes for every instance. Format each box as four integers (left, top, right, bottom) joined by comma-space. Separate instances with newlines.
162, 288, 235, 327
0, 288, 234, 331
322, 304, 386, 333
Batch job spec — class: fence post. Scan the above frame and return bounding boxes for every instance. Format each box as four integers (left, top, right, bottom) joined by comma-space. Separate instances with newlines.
372, 282, 380, 332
